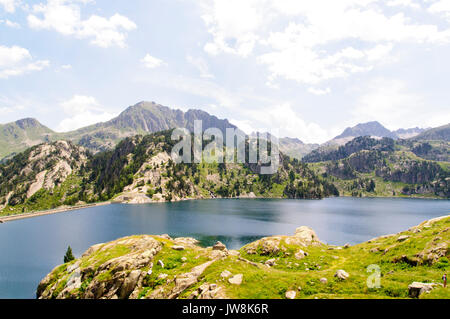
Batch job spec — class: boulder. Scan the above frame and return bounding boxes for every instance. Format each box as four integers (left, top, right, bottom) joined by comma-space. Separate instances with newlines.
397, 235, 410, 242
220, 270, 232, 278
294, 226, 321, 243
285, 290, 296, 299
165, 260, 216, 299
335, 270, 349, 281
171, 245, 185, 251
174, 237, 200, 246
294, 249, 308, 260
118, 270, 142, 299
408, 282, 437, 298
213, 241, 227, 251
264, 258, 277, 267
228, 274, 243, 285
320, 278, 328, 284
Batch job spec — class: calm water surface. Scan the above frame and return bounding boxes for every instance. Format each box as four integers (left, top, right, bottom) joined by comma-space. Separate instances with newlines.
0, 197, 449, 298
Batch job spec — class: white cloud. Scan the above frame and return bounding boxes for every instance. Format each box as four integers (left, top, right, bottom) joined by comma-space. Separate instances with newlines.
240, 103, 331, 143
198, 0, 450, 86
352, 78, 450, 130
428, 0, 450, 18
56, 95, 117, 131
0, 0, 19, 13
387, 0, 420, 9
186, 55, 214, 78
141, 54, 165, 69
0, 45, 49, 79
27, 0, 137, 48
0, 19, 20, 28
308, 87, 331, 95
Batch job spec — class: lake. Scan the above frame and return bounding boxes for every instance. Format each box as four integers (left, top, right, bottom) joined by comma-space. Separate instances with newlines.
0, 197, 449, 299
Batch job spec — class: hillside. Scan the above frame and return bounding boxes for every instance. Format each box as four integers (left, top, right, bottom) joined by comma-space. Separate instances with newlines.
0, 141, 90, 213
278, 137, 319, 160
37, 215, 450, 299
0, 118, 54, 160
0, 130, 338, 217
412, 123, 450, 142
305, 137, 450, 198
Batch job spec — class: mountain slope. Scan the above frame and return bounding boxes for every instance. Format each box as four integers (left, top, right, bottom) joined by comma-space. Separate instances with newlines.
279, 137, 319, 160
0, 130, 339, 216
412, 123, 450, 142
306, 137, 449, 198
334, 121, 396, 141
0, 118, 54, 160
55, 102, 238, 154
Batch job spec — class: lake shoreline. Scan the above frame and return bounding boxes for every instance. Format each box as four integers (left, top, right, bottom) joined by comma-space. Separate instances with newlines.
0, 201, 111, 223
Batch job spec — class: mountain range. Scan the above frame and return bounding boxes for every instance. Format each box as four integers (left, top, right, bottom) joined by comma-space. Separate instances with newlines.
0, 101, 448, 161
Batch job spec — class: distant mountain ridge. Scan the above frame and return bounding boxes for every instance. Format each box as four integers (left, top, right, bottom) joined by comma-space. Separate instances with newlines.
0, 102, 238, 160
332, 121, 427, 143
412, 123, 450, 142
334, 121, 397, 140
0, 102, 446, 161
0, 118, 53, 160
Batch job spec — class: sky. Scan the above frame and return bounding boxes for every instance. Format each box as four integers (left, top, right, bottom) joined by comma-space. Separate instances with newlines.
1, 0, 450, 143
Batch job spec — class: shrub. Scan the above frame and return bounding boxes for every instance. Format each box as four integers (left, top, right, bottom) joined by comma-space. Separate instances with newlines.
64, 246, 75, 263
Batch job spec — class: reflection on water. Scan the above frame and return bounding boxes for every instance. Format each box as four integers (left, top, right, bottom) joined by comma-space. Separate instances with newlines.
0, 197, 449, 298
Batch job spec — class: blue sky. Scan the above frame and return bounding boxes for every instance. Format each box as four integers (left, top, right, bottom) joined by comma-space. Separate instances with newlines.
1, 0, 450, 143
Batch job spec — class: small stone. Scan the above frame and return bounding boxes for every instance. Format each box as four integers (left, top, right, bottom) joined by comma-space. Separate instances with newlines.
220, 270, 232, 278
213, 241, 227, 251
320, 278, 328, 284
344, 243, 351, 249
265, 258, 277, 267
172, 245, 185, 251
160, 234, 172, 240
285, 290, 296, 299
295, 249, 308, 260
228, 274, 243, 285
397, 235, 410, 242
157, 273, 168, 280
187, 291, 199, 299
181, 257, 187, 262
370, 248, 379, 253
157, 260, 164, 268
209, 284, 217, 290
147, 269, 153, 276
335, 269, 349, 280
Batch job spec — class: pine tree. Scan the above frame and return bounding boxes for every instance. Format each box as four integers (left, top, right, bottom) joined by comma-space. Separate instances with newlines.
64, 246, 75, 263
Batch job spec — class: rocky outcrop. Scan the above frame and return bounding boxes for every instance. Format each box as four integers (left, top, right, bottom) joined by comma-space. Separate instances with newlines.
408, 282, 438, 298
243, 226, 323, 257
36, 216, 450, 300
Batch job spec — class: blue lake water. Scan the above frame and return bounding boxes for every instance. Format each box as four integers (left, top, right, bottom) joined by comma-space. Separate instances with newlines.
0, 197, 449, 299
